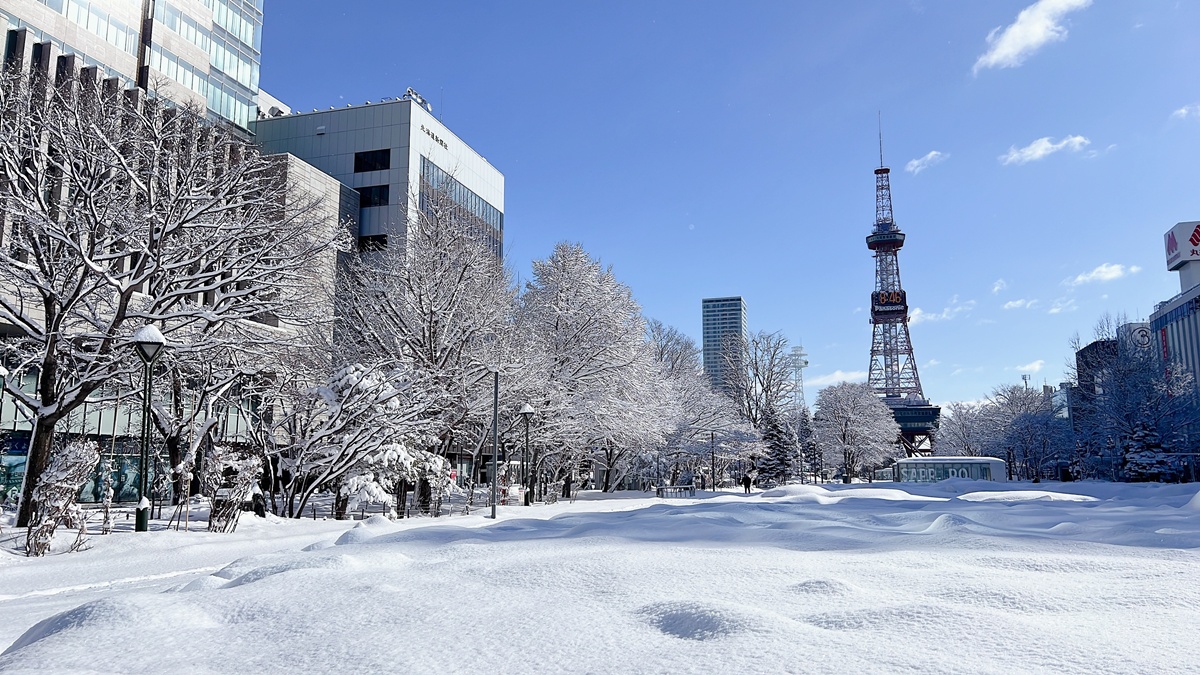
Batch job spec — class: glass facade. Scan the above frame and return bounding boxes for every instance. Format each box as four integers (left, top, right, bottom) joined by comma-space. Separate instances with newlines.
29, 0, 139, 55
155, 0, 261, 129
420, 156, 504, 258
1, 11, 130, 83
2, 0, 263, 130
0, 374, 258, 504
702, 297, 747, 390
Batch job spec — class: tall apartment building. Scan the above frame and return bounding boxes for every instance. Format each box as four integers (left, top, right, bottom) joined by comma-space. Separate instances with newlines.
2, 0, 263, 130
252, 92, 504, 257
702, 296, 747, 391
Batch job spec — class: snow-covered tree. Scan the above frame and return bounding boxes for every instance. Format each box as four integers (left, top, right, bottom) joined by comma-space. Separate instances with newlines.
0, 71, 338, 534
646, 319, 746, 485
980, 384, 1061, 479
935, 401, 992, 457
722, 330, 795, 429
1121, 423, 1172, 481
1067, 315, 1200, 481
1001, 409, 1073, 481
813, 382, 899, 482
248, 362, 439, 518
517, 243, 671, 491
335, 180, 515, 470
25, 440, 99, 556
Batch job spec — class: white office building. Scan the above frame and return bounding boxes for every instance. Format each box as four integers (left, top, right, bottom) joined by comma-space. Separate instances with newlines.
252, 92, 504, 256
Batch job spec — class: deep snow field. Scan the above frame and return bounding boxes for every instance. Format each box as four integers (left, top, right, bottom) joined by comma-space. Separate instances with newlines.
1, 480, 1199, 674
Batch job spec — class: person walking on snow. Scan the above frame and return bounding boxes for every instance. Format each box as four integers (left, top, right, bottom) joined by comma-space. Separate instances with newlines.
741, 474, 752, 494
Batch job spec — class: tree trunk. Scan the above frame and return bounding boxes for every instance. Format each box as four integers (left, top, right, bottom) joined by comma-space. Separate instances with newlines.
416, 477, 431, 513
17, 418, 58, 528
396, 478, 409, 518
165, 434, 185, 505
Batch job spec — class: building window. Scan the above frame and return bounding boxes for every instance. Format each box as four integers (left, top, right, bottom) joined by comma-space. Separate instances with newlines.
357, 185, 389, 208
358, 234, 387, 251
354, 149, 390, 173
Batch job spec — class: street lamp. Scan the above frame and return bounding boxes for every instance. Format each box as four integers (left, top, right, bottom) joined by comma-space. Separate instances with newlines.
488, 367, 499, 519
518, 398, 532, 504
132, 325, 166, 532
710, 431, 716, 492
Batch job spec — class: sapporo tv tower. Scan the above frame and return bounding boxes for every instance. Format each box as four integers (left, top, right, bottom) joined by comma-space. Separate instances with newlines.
865, 136, 940, 455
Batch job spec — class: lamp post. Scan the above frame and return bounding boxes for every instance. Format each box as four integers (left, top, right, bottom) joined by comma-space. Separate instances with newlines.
489, 367, 499, 519
518, 403, 534, 505
132, 325, 166, 532
710, 430, 716, 492
0, 366, 7, 492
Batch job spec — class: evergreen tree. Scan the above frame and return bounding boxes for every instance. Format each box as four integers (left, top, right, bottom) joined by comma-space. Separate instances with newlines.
756, 406, 798, 484
795, 407, 821, 483
1122, 423, 1171, 482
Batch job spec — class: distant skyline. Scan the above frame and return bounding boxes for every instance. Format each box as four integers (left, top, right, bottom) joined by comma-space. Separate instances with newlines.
261, 0, 1199, 406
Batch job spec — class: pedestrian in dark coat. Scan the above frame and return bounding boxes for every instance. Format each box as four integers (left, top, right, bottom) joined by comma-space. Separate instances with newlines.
741, 474, 752, 494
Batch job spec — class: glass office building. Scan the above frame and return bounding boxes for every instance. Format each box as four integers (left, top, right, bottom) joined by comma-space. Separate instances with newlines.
702, 296, 747, 391
2, 0, 263, 130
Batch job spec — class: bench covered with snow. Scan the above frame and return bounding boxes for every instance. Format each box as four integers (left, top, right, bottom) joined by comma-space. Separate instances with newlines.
656, 485, 696, 498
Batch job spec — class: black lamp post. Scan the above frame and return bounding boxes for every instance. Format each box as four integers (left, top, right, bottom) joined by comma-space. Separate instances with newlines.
518, 403, 534, 505
132, 325, 166, 532
710, 431, 716, 492
489, 367, 499, 519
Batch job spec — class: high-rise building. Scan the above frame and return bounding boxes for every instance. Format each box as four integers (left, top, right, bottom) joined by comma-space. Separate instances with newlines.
2, 0, 263, 130
702, 296, 747, 391
251, 91, 504, 257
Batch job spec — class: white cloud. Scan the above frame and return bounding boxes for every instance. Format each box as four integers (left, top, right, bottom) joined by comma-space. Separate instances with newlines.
1067, 262, 1141, 286
909, 298, 976, 325
999, 135, 1090, 165
808, 370, 869, 388
991, 279, 1007, 294
905, 151, 949, 175
973, 0, 1092, 75
1172, 104, 1200, 120
925, 359, 941, 368
1048, 297, 1077, 314
1084, 143, 1117, 159
1016, 359, 1045, 373
1002, 298, 1038, 310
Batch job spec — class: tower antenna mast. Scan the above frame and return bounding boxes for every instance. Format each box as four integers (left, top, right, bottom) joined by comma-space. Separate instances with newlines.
878, 111, 884, 168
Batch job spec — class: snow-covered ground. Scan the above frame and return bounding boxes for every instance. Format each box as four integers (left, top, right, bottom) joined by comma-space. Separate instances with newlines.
2, 481, 1199, 674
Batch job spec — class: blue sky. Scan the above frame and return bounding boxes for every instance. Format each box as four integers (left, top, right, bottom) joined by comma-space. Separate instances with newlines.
261, 0, 1200, 406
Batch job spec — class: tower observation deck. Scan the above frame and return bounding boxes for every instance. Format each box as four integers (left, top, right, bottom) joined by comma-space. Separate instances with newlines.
866, 162, 940, 455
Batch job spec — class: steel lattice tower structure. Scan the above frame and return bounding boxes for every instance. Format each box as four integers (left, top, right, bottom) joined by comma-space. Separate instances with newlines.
865, 155, 940, 455
790, 345, 809, 411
